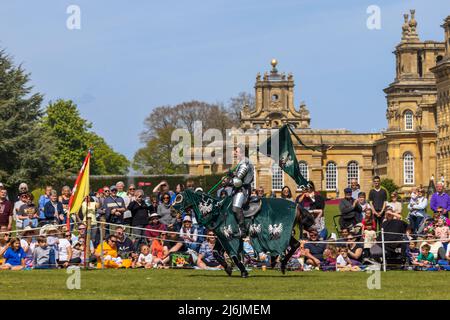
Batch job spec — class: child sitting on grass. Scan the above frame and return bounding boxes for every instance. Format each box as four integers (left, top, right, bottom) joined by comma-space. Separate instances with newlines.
321, 244, 337, 271
413, 243, 435, 270
406, 241, 420, 266
1, 238, 26, 270
435, 217, 449, 251
336, 247, 360, 272
136, 244, 161, 268
33, 236, 57, 269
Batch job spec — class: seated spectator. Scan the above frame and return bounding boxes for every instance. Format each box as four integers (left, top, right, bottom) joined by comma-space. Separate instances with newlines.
95, 235, 124, 269
70, 240, 83, 265
33, 236, 57, 269
179, 215, 199, 252
150, 234, 165, 263
435, 217, 449, 250
115, 226, 134, 258
303, 230, 326, 269
321, 244, 337, 271
419, 231, 446, 261
1, 238, 26, 270
17, 193, 39, 229
256, 186, 266, 198
57, 230, 73, 268
43, 190, 64, 225
20, 226, 37, 268
336, 228, 350, 247
197, 230, 221, 269
71, 223, 95, 254
346, 234, 363, 264
0, 232, 10, 265
407, 187, 428, 234
413, 243, 435, 269
136, 244, 160, 268
161, 228, 184, 265
145, 213, 167, 240
336, 247, 360, 271
406, 241, 420, 266
339, 188, 361, 229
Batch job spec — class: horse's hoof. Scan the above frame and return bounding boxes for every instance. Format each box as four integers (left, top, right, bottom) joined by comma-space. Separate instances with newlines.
241, 271, 249, 278
281, 264, 286, 275
225, 266, 233, 276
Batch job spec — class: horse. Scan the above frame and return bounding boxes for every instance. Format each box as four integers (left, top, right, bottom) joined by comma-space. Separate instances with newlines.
173, 189, 315, 277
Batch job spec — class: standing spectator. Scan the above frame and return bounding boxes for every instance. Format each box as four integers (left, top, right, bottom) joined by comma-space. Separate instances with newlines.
186, 180, 195, 191
1, 238, 26, 270
13, 191, 27, 222
80, 195, 99, 246
38, 186, 53, 221
59, 186, 72, 216
407, 187, 428, 234
0, 188, 13, 231
216, 181, 232, 198
102, 185, 126, 236
435, 217, 449, 250
33, 236, 57, 269
369, 176, 388, 230
153, 180, 174, 204
387, 192, 402, 217
127, 184, 137, 203
349, 178, 360, 200
280, 186, 293, 202
197, 230, 221, 269
18, 183, 29, 197
43, 190, 65, 225
257, 186, 266, 198
299, 182, 326, 239
338, 188, 361, 229
357, 192, 371, 221
158, 192, 176, 227
362, 223, 376, 259
128, 189, 151, 248
430, 182, 450, 217
116, 181, 128, 199
172, 184, 185, 203
17, 193, 39, 228
361, 208, 376, 231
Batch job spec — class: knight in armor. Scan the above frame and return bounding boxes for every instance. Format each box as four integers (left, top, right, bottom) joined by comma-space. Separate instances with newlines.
229, 144, 254, 239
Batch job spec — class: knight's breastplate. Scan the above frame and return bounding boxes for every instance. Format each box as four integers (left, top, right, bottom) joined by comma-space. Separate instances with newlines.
236, 159, 254, 186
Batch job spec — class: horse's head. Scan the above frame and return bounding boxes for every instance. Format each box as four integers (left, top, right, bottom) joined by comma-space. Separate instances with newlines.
173, 189, 225, 228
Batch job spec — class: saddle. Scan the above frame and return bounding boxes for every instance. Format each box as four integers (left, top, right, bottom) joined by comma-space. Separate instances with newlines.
242, 196, 262, 218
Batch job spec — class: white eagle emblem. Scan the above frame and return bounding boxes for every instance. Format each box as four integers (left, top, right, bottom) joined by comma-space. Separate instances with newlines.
249, 224, 262, 237
198, 201, 213, 216
222, 225, 233, 239
268, 223, 283, 240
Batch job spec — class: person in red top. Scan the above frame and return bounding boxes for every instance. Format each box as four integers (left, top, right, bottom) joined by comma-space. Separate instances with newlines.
145, 213, 167, 240
361, 208, 377, 231
0, 188, 13, 231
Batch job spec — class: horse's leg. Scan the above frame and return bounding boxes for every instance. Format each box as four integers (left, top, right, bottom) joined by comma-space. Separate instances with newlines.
231, 255, 248, 278
280, 236, 301, 274
270, 256, 278, 269
213, 250, 233, 276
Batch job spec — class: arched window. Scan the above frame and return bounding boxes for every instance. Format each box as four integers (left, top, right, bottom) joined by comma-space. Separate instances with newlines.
272, 163, 284, 191
347, 161, 359, 186
297, 161, 309, 190
404, 110, 414, 130
326, 162, 338, 190
403, 152, 414, 185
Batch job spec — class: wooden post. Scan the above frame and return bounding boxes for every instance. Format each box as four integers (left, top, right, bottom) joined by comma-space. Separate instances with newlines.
100, 220, 105, 269
86, 217, 92, 269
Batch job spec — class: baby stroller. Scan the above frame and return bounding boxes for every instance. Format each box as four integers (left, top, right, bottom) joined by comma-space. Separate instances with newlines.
332, 214, 363, 236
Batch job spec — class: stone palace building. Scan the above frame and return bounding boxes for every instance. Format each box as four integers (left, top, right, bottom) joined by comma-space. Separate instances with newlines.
189, 11, 450, 198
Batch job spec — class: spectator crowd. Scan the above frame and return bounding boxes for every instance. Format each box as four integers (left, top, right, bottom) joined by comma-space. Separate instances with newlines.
0, 175, 449, 272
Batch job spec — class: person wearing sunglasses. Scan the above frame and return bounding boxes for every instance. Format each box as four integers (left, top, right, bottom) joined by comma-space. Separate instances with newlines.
102, 185, 126, 237
94, 235, 122, 269
127, 189, 151, 249
407, 187, 429, 234
157, 192, 176, 228
197, 230, 221, 269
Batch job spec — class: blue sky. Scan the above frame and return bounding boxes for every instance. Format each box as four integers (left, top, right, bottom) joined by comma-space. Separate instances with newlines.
1, 0, 449, 159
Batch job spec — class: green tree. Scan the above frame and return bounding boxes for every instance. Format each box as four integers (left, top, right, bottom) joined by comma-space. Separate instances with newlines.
0, 50, 53, 189
42, 99, 129, 175
381, 178, 398, 200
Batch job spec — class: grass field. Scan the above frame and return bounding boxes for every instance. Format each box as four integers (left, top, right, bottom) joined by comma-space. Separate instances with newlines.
0, 268, 449, 300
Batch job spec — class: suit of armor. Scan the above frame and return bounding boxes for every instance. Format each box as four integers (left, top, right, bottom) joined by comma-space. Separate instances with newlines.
230, 157, 254, 237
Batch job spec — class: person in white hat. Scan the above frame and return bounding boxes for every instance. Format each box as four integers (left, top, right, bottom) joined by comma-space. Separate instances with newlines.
145, 213, 166, 239
180, 215, 199, 251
